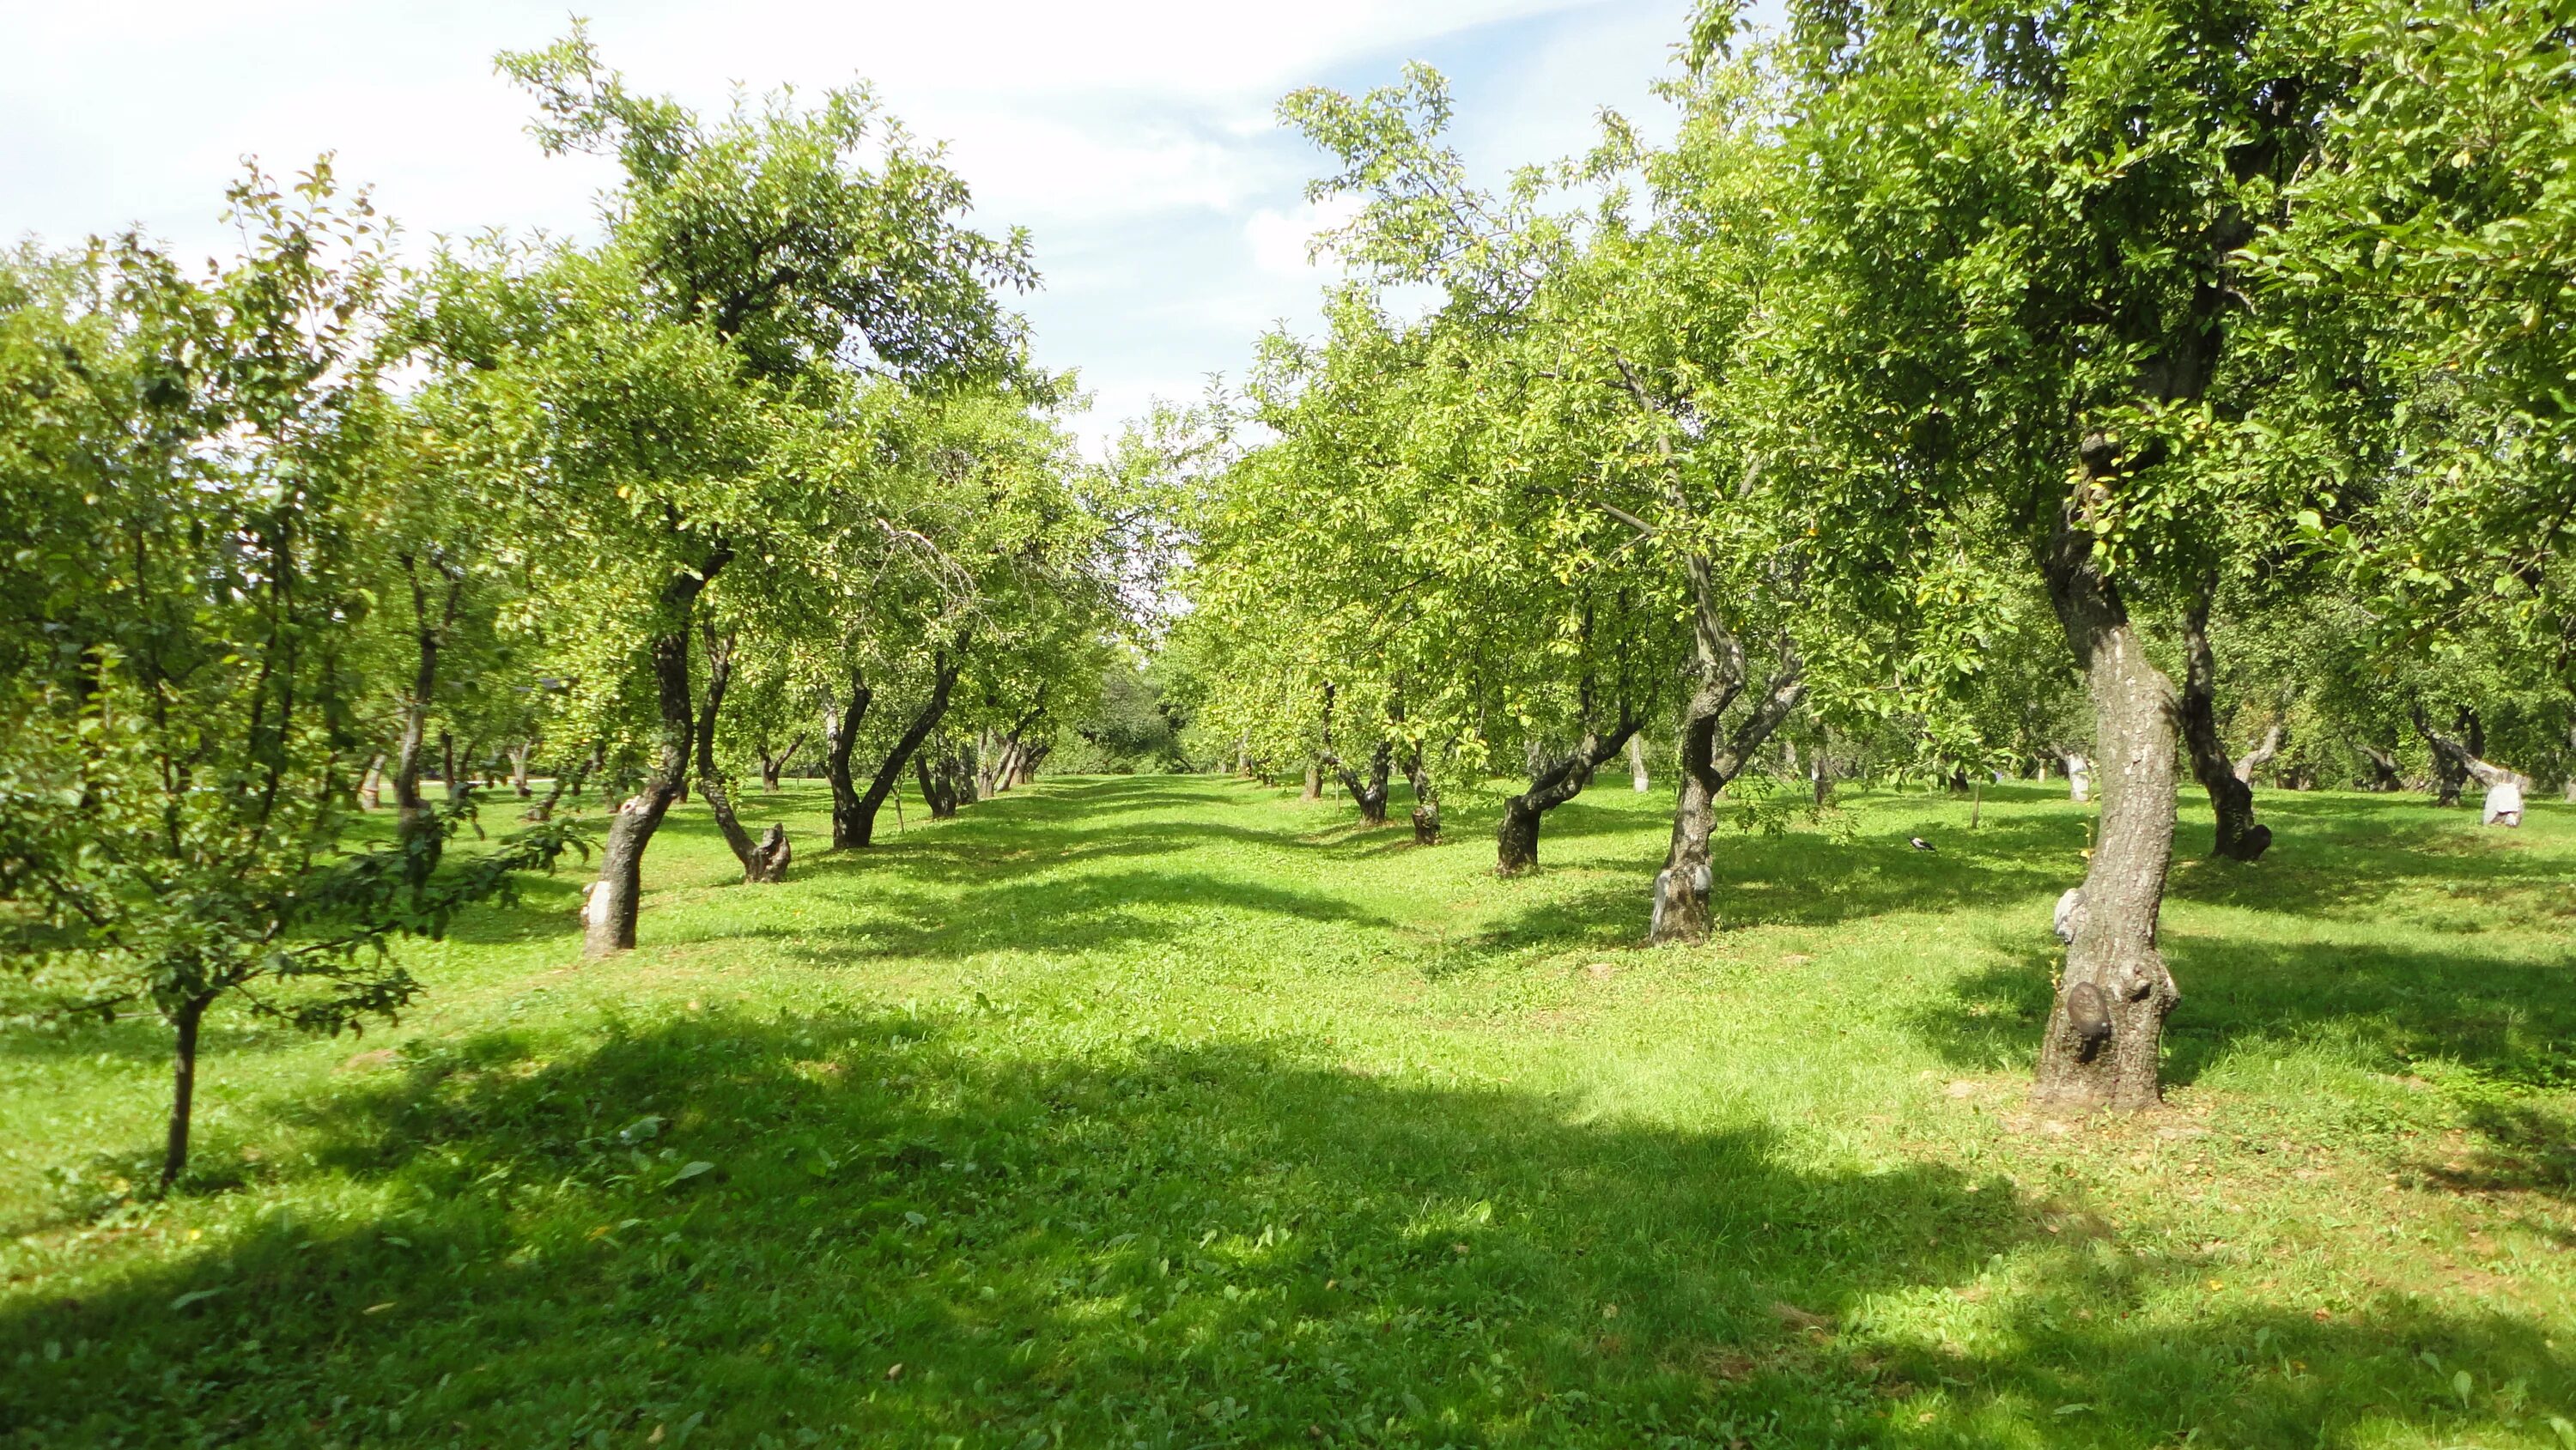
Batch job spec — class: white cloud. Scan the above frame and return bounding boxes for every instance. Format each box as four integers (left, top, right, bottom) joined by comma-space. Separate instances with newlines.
4, 0, 1693, 459
1243, 197, 1363, 280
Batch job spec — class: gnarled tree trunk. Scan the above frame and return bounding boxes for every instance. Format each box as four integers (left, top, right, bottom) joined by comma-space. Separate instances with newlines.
1497, 717, 1639, 875
1653, 652, 1805, 943
586, 549, 731, 957
2178, 598, 2271, 862
1333, 742, 1393, 828
2415, 704, 2482, 806
2032, 503, 2178, 1113
1401, 749, 1442, 845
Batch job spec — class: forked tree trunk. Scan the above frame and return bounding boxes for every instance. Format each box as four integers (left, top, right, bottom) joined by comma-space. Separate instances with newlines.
1653, 657, 1806, 943
695, 628, 789, 883
510, 743, 534, 798
759, 731, 809, 792
1497, 719, 1639, 875
2178, 599, 2272, 862
586, 551, 729, 956
846, 652, 959, 847
2032, 507, 2179, 1112
1334, 743, 1393, 827
160, 993, 211, 1189
827, 669, 875, 848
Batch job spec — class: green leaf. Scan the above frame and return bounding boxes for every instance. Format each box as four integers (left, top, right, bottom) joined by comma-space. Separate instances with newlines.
668, 1160, 715, 1186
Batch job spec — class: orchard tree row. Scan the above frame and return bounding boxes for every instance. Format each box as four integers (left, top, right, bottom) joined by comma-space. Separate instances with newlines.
1169, 0, 2576, 1112
0, 29, 1150, 1185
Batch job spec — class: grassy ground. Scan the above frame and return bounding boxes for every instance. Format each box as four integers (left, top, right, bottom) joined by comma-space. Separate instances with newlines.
5, 774, 2575, 1448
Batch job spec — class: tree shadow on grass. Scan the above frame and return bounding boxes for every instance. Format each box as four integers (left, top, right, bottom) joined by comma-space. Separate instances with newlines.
6, 1010, 2562, 1447
1923, 925, 2576, 1090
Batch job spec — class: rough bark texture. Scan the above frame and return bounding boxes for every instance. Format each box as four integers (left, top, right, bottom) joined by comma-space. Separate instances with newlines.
2178, 599, 2272, 862
914, 740, 968, 818
1496, 719, 1639, 875
161, 994, 210, 1188
696, 628, 790, 884
827, 668, 875, 849
2032, 507, 2179, 1112
1334, 743, 1393, 828
845, 652, 959, 848
586, 552, 729, 957
1406, 753, 1442, 845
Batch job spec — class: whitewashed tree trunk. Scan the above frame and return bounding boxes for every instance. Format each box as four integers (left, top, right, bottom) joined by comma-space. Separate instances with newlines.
2427, 731, 2530, 828
1629, 734, 1650, 792
2063, 755, 2093, 804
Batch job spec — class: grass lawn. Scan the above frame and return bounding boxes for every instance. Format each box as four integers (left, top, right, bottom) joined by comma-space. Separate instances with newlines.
5, 774, 2576, 1448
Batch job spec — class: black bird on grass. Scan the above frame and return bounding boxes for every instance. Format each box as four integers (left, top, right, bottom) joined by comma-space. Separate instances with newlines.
1909, 836, 1935, 852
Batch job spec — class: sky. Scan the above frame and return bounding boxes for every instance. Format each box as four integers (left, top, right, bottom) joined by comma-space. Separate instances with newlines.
1, 1, 1708, 453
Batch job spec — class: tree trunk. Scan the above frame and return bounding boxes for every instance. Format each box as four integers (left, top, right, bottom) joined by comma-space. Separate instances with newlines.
509, 742, 533, 798
358, 753, 385, 811
1628, 733, 1651, 792
2063, 755, 2093, 803
2416, 705, 2482, 806
2424, 730, 2530, 827
1653, 657, 1805, 943
759, 731, 809, 793
1649, 545, 1806, 943
695, 628, 788, 883
2178, 598, 2272, 862
847, 652, 959, 847
1406, 752, 1441, 845
160, 993, 210, 1190
1334, 743, 1393, 827
1497, 719, 1639, 875
827, 669, 877, 847
2233, 722, 2284, 784
1302, 760, 1322, 800
2358, 742, 2403, 792
915, 741, 966, 818
586, 552, 729, 956
2032, 507, 2179, 1112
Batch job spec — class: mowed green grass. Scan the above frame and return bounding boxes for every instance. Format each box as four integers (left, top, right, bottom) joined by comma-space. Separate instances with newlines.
5, 775, 2576, 1448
